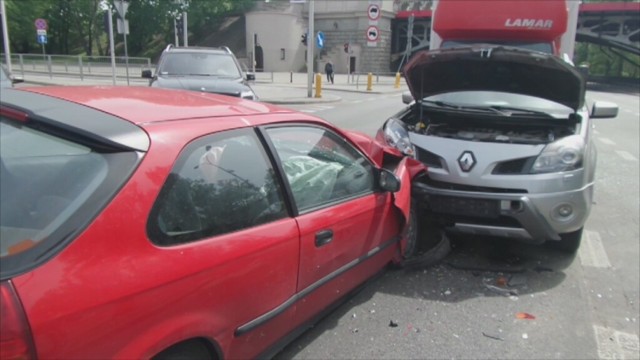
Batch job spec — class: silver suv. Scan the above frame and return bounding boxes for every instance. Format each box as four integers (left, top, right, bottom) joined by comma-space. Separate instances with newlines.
379, 45, 618, 252
142, 45, 257, 100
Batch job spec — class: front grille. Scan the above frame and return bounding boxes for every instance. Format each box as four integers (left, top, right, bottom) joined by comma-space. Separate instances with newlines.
493, 157, 535, 175
416, 147, 443, 168
422, 177, 528, 194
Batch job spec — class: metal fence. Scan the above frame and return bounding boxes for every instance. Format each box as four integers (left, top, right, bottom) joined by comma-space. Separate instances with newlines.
1, 53, 152, 83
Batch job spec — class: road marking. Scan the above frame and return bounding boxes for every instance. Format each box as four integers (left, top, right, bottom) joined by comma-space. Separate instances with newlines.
616, 151, 638, 161
598, 137, 616, 145
594, 325, 639, 359
579, 230, 611, 268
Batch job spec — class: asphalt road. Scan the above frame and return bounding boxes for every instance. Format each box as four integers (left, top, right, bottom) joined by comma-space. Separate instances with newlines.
276, 88, 640, 359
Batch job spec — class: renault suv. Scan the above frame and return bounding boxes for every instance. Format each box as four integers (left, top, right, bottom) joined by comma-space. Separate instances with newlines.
379, 45, 619, 252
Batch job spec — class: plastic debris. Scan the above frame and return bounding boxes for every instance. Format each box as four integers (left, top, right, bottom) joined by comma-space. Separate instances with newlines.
444, 289, 452, 296
516, 312, 536, 320
496, 276, 508, 287
482, 332, 504, 341
389, 320, 399, 328
483, 279, 519, 296
522, 333, 529, 339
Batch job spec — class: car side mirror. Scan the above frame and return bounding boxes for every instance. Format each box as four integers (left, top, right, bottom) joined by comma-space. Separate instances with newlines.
141, 70, 153, 79
246, 73, 255, 81
11, 76, 24, 84
378, 169, 401, 193
591, 101, 618, 119
401, 92, 413, 105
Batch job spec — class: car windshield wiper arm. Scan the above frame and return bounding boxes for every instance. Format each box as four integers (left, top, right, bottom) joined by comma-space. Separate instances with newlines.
487, 106, 553, 117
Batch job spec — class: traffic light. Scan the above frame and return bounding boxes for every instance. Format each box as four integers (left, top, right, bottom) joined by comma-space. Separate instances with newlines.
301, 34, 307, 46
344, 43, 349, 53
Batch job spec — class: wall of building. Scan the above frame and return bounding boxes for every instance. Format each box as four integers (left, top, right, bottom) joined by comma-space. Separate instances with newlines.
245, 0, 396, 74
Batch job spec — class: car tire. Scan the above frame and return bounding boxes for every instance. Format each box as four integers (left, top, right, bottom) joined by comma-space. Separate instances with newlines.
548, 227, 583, 253
399, 204, 450, 268
153, 340, 213, 360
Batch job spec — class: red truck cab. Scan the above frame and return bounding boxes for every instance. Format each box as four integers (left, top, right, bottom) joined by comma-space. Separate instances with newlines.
429, 0, 579, 58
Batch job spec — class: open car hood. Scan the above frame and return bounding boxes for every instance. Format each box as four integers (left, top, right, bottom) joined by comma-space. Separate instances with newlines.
403, 45, 586, 111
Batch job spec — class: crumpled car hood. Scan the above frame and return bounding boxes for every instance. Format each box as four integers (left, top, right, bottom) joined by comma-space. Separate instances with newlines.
154, 76, 251, 97
403, 45, 585, 111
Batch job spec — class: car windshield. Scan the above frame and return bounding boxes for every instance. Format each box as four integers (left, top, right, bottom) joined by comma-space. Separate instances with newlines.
422, 91, 574, 118
0, 117, 139, 277
159, 52, 242, 78
441, 40, 554, 54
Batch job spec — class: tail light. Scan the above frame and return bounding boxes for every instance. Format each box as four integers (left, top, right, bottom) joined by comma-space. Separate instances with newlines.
1, 281, 36, 360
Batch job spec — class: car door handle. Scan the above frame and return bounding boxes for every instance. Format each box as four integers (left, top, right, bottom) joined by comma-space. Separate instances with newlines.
315, 230, 333, 247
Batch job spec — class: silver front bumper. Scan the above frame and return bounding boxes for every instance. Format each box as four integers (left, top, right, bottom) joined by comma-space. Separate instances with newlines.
413, 180, 594, 243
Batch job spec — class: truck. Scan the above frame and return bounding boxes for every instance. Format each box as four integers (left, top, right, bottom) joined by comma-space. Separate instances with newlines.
429, 0, 580, 60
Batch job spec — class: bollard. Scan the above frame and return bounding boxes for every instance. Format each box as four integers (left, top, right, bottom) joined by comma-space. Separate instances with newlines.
315, 73, 322, 98
394, 72, 401, 88
366, 72, 373, 91
290, 71, 293, 83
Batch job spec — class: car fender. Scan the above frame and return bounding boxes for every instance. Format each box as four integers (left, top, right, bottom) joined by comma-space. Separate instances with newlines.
113, 312, 225, 359
391, 157, 427, 259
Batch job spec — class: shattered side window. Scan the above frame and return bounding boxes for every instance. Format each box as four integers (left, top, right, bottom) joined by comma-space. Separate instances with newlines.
266, 125, 374, 213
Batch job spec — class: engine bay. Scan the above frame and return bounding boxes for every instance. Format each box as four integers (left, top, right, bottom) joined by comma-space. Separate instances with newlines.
406, 110, 576, 145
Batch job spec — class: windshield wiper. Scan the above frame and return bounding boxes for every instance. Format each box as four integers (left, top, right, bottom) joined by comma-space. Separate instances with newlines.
487, 105, 552, 118
422, 100, 552, 118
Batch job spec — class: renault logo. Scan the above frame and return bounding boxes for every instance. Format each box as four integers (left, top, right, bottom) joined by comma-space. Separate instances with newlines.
458, 151, 476, 172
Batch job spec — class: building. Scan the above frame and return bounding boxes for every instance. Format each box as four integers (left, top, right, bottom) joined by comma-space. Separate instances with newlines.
245, 0, 426, 74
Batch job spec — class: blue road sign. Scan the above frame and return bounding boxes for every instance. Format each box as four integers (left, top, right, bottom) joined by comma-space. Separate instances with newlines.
37, 34, 48, 44
316, 31, 324, 49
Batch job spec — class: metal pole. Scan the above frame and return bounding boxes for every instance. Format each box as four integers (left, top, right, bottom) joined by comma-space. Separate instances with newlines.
182, 11, 188, 47
307, 0, 314, 98
0, 0, 12, 71
108, 7, 116, 85
174, 18, 179, 46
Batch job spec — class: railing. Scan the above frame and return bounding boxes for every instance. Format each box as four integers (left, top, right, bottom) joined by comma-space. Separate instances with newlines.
1, 53, 152, 84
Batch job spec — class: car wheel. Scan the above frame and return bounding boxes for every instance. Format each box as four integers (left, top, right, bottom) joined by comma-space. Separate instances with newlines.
400, 205, 450, 268
153, 340, 213, 360
548, 227, 583, 253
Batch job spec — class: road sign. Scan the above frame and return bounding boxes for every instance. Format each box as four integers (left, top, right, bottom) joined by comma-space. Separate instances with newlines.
34, 18, 48, 30
366, 25, 379, 41
367, 4, 381, 21
37, 29, 47, 36
316, 31, 324, 49
37, 34, 47, 44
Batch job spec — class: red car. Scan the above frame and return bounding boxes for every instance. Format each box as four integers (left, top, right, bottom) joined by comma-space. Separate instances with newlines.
0, 86, 426, 359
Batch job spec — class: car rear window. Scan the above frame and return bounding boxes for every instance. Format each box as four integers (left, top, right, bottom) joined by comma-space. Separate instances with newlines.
0, 117, 140, 278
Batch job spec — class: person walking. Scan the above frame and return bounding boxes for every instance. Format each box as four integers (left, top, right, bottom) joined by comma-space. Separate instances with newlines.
324, 60, 334, 84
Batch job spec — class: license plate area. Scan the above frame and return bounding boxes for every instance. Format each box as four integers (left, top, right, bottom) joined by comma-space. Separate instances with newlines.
429, 195, 500, 218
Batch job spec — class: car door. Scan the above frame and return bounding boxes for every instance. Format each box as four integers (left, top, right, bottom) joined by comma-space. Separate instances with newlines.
146, 128, 300, 359
263, 124, 403, 325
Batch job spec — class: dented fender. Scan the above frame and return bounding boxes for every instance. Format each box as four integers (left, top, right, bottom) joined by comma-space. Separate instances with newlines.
390, 157, 427, 260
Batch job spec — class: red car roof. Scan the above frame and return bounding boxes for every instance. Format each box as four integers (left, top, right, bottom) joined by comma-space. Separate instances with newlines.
21, 86, 292, 125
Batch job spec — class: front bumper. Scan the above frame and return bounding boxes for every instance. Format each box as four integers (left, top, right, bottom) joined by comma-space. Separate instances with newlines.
413, 178, 594, 244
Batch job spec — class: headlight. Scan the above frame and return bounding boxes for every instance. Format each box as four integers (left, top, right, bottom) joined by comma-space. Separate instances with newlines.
383, 118, 415, 157
531, 135, 585, 173
240, 90, 257, 100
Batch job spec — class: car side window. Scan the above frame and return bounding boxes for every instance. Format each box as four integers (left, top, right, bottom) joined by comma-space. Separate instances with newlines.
265, 126, 374, 213
148, 129, 287, 246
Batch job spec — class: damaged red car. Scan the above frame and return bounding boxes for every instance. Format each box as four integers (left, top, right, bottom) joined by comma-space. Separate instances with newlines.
0, 86, 426, 359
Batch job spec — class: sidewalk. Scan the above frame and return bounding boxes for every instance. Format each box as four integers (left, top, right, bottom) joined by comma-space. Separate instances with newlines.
19, 71, 409, 105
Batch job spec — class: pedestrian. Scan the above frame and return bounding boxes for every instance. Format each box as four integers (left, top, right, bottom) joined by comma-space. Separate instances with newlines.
324, 60, 334, 84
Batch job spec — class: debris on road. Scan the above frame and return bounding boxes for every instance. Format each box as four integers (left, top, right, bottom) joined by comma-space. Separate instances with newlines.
389, 320, 399, 328
482, 278, 519, 296
482, 332, 505, 341
516, 312, 536, 320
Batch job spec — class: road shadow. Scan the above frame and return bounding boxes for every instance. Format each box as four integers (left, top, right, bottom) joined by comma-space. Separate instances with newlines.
275, 234, 577, 359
